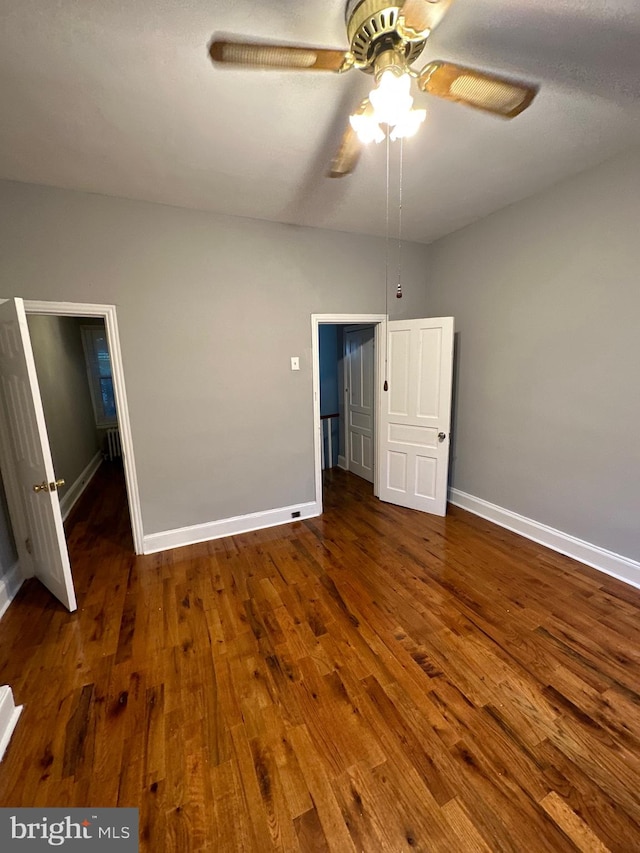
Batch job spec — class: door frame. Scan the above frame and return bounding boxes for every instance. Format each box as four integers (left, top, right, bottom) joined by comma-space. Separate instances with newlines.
20, 300, 144, 554
311, 314, 386, 514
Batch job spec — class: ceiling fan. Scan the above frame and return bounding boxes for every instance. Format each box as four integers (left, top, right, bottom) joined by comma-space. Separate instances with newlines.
209, 0, 539, 177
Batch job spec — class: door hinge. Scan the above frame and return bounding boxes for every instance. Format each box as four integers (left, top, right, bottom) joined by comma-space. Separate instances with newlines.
25, 537, 33, 555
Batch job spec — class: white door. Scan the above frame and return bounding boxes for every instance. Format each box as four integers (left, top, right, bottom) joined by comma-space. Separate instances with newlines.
0, 298, 77, 611
379, 317, 454, 516
345, 327, 375, 483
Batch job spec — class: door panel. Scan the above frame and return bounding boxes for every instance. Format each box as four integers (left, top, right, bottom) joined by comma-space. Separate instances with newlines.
389, 423, 437, 447
388, 328, 410, 416
379, 317, 454, 516
0, 298, 77, 611
345, 327, 375, 483
387, 451, 408, 492
350, 411, 371, 430
415, 456, 437, 498
417, 326, 442, 417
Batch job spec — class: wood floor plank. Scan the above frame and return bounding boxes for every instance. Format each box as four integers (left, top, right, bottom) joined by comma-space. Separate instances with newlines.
441, 797, 495, 853
540, 790, 611, 852
0, 464, 639, 851
287, 724, 357, 853
535, 738, 640, 849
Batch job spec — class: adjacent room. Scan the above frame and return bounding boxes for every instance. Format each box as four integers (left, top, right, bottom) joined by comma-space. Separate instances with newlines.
0, 1, 639, 850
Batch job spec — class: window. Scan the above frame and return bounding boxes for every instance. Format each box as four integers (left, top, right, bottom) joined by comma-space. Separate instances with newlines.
81, 326, 117, 427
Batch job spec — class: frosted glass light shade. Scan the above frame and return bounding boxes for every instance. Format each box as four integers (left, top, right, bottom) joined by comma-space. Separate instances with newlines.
390, 108, 426, 140
369, 71, 414, 127
349, 112, 385, 144
348, 70, 427, 144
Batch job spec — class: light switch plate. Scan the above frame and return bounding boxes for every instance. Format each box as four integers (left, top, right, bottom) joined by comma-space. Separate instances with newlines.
290, 357, 300, 371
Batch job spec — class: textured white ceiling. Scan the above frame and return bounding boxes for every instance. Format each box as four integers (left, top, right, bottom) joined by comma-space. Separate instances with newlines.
1, 0, 640, 243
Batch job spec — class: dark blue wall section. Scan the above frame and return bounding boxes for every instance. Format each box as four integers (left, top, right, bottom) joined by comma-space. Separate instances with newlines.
319, 324, 339, 416
319, 324, 340, 468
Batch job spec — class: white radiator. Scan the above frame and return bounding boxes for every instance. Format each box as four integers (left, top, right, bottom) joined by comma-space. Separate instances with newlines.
106, 427, 122, 461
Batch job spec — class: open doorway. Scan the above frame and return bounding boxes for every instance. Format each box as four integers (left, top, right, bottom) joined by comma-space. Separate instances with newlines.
0, 298, 143, 613
319, 323, 376, 485
312, 314, 386, 514
313, 313, 455, 519
25, 313, 128, 542
22, 300, 143, 557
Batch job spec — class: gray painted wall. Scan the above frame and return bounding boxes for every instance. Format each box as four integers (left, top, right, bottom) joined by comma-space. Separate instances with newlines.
26, 314, 102, 499
427, 145, 640, 561
0, 180, 431, 536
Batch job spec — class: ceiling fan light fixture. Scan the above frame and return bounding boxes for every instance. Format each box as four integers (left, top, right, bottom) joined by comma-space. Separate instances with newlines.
389, 107, 426, 140
209, 1, 540, 178
369, 70, 414, 127
350, 68, 426, 144
349, 111, 385, 144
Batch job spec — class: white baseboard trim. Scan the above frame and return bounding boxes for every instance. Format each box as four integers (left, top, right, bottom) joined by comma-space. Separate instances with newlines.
59, 451, 103, 521
337, 455, 348, 471
0, 685, 22, 762
449, 488, 640, 591
143, 500, 321, 555
0, 562, 23, 621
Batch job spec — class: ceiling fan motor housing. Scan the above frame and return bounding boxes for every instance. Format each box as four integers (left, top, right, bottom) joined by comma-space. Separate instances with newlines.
345, 0, 426, 71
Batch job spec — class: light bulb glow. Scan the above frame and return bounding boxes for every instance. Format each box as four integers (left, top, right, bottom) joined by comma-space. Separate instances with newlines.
349, 70, 427, 144
369, 71, 413, 127
389, 108, 427, 140
349, 112, 385, 144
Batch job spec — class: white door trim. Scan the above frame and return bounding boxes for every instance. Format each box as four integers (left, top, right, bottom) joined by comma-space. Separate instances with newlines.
23, 301, 144, 555
0, 685, 22, 762
311, 314, 387, 515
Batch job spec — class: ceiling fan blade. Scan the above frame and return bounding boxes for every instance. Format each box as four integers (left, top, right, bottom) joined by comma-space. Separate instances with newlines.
417, 61, 539, 118
328, 124, 362, 178
399, 0, 455, 36
328, 105, 367, 178
209, 40, 349, 72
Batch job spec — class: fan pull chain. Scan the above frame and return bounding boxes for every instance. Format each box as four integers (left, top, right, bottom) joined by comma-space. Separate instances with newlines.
384, 131, 390, 392
397, 137, 403, 299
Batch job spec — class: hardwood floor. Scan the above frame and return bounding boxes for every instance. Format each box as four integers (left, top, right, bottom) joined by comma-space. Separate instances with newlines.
0, 465, 639, 851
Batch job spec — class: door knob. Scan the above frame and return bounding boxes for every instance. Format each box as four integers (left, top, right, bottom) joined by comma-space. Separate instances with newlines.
33, 478, 65, 493
438, 432, 447, 442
